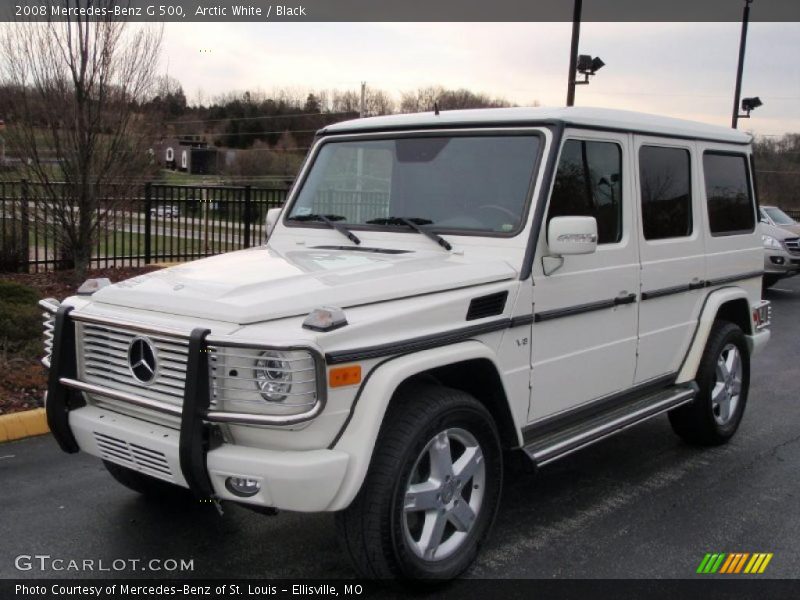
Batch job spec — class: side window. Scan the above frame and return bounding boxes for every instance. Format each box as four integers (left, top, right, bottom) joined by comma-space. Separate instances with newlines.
703, 152, 755, 235
639, 145, 692, 240
548, 139, 623, 244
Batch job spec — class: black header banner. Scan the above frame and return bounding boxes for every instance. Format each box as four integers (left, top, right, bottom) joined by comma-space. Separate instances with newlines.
1, 0, 800, 23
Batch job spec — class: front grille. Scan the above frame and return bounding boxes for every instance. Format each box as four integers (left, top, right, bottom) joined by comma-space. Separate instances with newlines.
94, 432, 174, 482
784, 237, 800, 254
79, 323, 190, 426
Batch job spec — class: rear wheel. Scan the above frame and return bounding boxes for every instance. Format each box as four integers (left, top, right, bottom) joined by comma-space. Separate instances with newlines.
669, 321, 749, 445
103, 460, 191, 499
336, 384, 503, 580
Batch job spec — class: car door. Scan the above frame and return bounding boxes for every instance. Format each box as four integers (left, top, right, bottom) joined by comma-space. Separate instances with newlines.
529, 131, 639, 422
634, 137, 705, 383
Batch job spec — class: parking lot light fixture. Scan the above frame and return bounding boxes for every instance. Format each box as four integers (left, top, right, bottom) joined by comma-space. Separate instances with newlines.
739, 96, 763, 120
575, 54, 605, 85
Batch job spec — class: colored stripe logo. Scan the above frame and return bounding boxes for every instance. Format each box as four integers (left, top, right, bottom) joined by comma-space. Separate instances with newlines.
697, 552, 773, 574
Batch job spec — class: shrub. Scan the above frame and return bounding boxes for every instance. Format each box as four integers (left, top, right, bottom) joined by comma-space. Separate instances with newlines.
0, 279, 42, 360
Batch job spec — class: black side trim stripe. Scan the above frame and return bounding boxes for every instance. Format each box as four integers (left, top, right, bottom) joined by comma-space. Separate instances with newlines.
534, 293, 636, 323
510, 314, 535, 327
642, 283, 697, 301
326, 316, 532, 365
327, 271, 760, 365
707, 270, 764, 286
642, 271, 763, 301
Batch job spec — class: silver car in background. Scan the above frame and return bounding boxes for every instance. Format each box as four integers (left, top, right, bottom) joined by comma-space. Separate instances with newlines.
760, 206, 800, 288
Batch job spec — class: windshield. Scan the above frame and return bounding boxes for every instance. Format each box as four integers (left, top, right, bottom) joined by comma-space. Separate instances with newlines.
764, 207, 796, 226
287, 135, 541, 234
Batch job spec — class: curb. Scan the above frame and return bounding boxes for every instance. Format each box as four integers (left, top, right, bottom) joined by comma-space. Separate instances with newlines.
0, 408, 49, 443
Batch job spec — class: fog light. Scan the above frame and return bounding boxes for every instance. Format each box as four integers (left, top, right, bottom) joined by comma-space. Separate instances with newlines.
771, 256, 785, 265
225, 476, 261, 497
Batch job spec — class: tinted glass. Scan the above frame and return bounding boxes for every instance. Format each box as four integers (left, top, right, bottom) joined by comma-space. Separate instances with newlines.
639, 146, 692, 240
763, 207, 794, 226
288, 135, 541, 234
704, 153, 755, 235
547, 140, 623, 244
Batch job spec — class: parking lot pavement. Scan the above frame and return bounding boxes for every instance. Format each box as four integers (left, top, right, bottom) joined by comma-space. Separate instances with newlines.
1, 277, 799, 580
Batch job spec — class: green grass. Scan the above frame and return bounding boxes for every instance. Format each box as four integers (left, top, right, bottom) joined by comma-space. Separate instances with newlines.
94, 231, 227, 258
155, 170, 226, 186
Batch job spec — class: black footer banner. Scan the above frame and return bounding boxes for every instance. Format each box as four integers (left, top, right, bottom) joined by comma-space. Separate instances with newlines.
3, 579, 800, 600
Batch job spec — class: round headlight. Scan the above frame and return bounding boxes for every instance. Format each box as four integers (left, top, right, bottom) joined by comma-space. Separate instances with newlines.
253, 352, 293, 402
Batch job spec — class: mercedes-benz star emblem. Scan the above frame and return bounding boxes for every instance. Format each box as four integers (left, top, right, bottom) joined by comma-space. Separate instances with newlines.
128, 337, 158, 384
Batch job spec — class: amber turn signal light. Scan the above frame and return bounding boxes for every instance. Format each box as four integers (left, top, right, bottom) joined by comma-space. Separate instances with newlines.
329, 365, 362, 388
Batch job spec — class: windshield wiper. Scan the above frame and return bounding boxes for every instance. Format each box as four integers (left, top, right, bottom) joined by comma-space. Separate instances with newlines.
367, 216, 452, 251
288, 213, 361, 245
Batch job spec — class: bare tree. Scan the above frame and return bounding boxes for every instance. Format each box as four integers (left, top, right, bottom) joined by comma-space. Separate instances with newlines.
364, 88, 394, 116
400, 86, 445, 113
331, 89, 360, 114
399, 86, 513, 113
1, 6, 162, 278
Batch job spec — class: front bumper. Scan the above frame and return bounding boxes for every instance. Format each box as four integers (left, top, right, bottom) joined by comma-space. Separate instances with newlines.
70, 405, 349, 511
764, 248, 800, 276
43, 304, 342, 511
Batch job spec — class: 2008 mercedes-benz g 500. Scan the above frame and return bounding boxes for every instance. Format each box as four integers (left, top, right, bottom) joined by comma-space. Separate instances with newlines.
41, 107, 771, 579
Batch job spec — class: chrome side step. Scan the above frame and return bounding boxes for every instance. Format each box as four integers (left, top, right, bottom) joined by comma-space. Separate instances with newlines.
523, 384, 698, 467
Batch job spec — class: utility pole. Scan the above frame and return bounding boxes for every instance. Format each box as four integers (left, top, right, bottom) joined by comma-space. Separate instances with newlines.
359, 81, 366, 118
566, 0, 582, 107
732, 0, 753, 129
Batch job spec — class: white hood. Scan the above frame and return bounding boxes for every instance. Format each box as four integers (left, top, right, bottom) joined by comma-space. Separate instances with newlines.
92, 246, 517, 325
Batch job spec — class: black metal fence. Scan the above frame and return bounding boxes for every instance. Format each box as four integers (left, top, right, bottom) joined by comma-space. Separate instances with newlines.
2, 179, 800, 274
0, 181, 290, 273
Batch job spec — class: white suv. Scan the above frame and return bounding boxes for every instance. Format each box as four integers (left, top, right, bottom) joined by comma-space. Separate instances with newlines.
41, 107, 771, 580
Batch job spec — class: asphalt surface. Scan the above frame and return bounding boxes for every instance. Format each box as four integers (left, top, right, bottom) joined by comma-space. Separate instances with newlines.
1, 277, 799, 581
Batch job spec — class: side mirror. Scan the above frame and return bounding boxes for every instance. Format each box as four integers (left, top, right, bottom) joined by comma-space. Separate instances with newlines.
265, 208, 282, 239
547, 216, 598, 256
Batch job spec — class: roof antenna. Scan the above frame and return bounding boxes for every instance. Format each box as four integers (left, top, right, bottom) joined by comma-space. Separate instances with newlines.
434, 102, 440, 116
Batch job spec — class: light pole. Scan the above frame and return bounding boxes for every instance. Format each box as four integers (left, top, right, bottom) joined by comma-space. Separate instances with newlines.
732, 0, 754, 128
566, 0, 582, 107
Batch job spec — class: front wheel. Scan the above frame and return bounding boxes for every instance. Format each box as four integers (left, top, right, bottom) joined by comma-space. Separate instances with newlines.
336, 384, 503, 580
669, 321, 750, 445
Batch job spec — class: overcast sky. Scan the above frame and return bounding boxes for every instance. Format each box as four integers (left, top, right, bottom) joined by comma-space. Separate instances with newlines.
161, 22, 800, 136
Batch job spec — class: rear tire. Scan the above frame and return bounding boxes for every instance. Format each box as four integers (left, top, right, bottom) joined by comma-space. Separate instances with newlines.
336, 384, 503, 580
669, 321, 749, 446
103, 460, 191, 499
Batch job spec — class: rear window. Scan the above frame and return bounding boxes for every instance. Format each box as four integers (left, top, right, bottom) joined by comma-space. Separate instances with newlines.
704, 152, 755, 236
639, 146, 693, 240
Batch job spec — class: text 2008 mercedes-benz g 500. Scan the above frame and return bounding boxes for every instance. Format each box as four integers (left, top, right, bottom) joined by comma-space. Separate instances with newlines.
41, 107, 771, 579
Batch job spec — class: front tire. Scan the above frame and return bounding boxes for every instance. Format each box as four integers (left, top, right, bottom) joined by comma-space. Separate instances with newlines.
669, 321, 749, 445
336, 384, 503, 580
